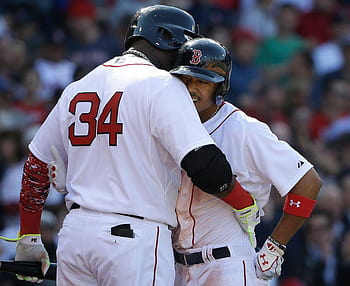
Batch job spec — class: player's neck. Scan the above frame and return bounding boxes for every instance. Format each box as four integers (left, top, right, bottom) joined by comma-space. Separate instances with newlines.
122, 48, 150, 62
199, 104, 220, 123
128, 40, 177, 71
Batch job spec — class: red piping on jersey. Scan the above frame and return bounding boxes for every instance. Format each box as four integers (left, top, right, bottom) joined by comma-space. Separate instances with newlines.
102, 63, 153, 68
152, 226, 160, 286
209, 109, 240, 135
242, 260, 247, 286
189, 183, 196, 247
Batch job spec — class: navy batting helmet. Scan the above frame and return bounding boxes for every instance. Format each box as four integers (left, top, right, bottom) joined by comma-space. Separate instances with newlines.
170, 38, 232, 99
124, 5, 200, 51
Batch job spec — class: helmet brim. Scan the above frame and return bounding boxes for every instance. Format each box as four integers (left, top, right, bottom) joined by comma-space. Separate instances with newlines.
170, 66, 224, 83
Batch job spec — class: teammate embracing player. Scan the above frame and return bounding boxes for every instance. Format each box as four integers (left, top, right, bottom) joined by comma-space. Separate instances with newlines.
170, 38, 322, 285
9, 5, 258, 286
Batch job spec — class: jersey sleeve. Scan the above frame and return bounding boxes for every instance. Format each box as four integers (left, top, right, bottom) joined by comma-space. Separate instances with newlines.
149, 76, 214, 166
245, 118, 313, 197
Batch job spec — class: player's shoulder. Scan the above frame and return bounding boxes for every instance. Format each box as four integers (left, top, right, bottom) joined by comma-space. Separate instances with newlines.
220, 102, 272, 133
219, 102, 256, 125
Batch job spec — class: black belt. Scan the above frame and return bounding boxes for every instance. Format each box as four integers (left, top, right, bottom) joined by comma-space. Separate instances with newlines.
70, 203, 144, 220
174, 247, 231, 266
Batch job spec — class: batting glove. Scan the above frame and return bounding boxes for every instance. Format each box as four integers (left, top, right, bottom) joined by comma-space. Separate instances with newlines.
255, 236, 285, 280
15, 234, 50, 283
233, 195, 260, 248
48, 145, 67, 194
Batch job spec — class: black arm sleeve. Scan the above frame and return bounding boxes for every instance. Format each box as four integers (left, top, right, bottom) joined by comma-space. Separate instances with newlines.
180, 144, 233, 194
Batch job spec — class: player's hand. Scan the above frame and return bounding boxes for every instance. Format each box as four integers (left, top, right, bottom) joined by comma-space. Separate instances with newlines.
15, 234, 50, 283
233, 195, 260, 248
48, 145, 67, 194
255, 236, 285, 280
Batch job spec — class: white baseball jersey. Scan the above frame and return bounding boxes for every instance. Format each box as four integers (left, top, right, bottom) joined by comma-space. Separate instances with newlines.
29, 54, 214, 227
173, 102, 313, 286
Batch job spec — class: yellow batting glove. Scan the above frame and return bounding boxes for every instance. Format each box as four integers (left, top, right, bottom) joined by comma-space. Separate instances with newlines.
233, 195, 260, 248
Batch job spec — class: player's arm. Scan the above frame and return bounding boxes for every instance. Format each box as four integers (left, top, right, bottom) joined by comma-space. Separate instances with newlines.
255, 167, 322, 280
16, 152, 51, 282
270, 167, 321, 244
180, 144, 254, 209
181, 144, 259, 247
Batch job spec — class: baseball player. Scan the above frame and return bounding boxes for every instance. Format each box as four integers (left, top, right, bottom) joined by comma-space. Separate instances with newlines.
10, 5, 255, 286
169, 38, 322, 285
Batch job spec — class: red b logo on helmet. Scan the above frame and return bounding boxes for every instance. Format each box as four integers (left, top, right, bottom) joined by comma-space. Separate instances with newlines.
190, 49, 202, 65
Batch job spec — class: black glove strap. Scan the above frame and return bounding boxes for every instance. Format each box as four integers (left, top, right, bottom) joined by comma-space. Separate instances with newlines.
268, 236, 287, 252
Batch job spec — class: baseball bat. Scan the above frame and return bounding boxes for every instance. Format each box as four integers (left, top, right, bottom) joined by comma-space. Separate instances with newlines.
0, 261, 56, 281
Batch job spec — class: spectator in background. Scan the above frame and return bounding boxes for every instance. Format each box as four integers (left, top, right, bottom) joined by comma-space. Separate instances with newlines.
188, 0, 236, 35
338, 169, 350, 236
302, 210, 338, 286
317, 183, 345, 240
13, 69, 49, 126
0, 83, 28, 131
0, 130, 25, 222
321, 33, 350, 89
338, 229, 350, 285
296, 0, 337, 47
0, 36, 28, 84
238, 0, 277, 39
276, 0, 313, 12
8, 5, 45, 58
206, 24, 232, 48
33, 29, 76, 104
283, 78, 311, 119
311, 10, 350, 78
333, 135, 350, 177
225, 28, 262, 107
309, 77, 350, 140
109, 0, 160, 28
255, 83, 288, 125
277, 49, 323, 111
64, 0, 122, 69
256, 3, 306, 82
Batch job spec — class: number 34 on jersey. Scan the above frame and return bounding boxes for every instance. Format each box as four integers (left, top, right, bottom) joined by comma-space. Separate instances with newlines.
68, 92, 123, 146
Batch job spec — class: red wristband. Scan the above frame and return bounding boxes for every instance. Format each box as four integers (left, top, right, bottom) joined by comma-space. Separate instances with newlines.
283, 193, 316, 218
221, 181, 253, 209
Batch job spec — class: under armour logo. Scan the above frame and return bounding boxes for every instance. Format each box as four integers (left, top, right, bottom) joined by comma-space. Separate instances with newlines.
259, 253, 269, 265
289, 200, 301, 208
190, 49, 202, 65
31, 238, 38, 243
297, 161, 304, 168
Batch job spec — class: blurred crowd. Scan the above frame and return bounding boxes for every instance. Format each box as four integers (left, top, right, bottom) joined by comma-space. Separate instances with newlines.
0, 0, 349, 285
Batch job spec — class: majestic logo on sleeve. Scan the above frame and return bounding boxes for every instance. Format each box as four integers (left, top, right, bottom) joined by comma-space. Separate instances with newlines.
190, 49, 202, 65
297, 161, 304, 168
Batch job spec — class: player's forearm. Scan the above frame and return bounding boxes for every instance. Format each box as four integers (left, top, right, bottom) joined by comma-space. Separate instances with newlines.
270, 213, 307, 245
19, 153, 50, 235
271, 168, 322, 245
